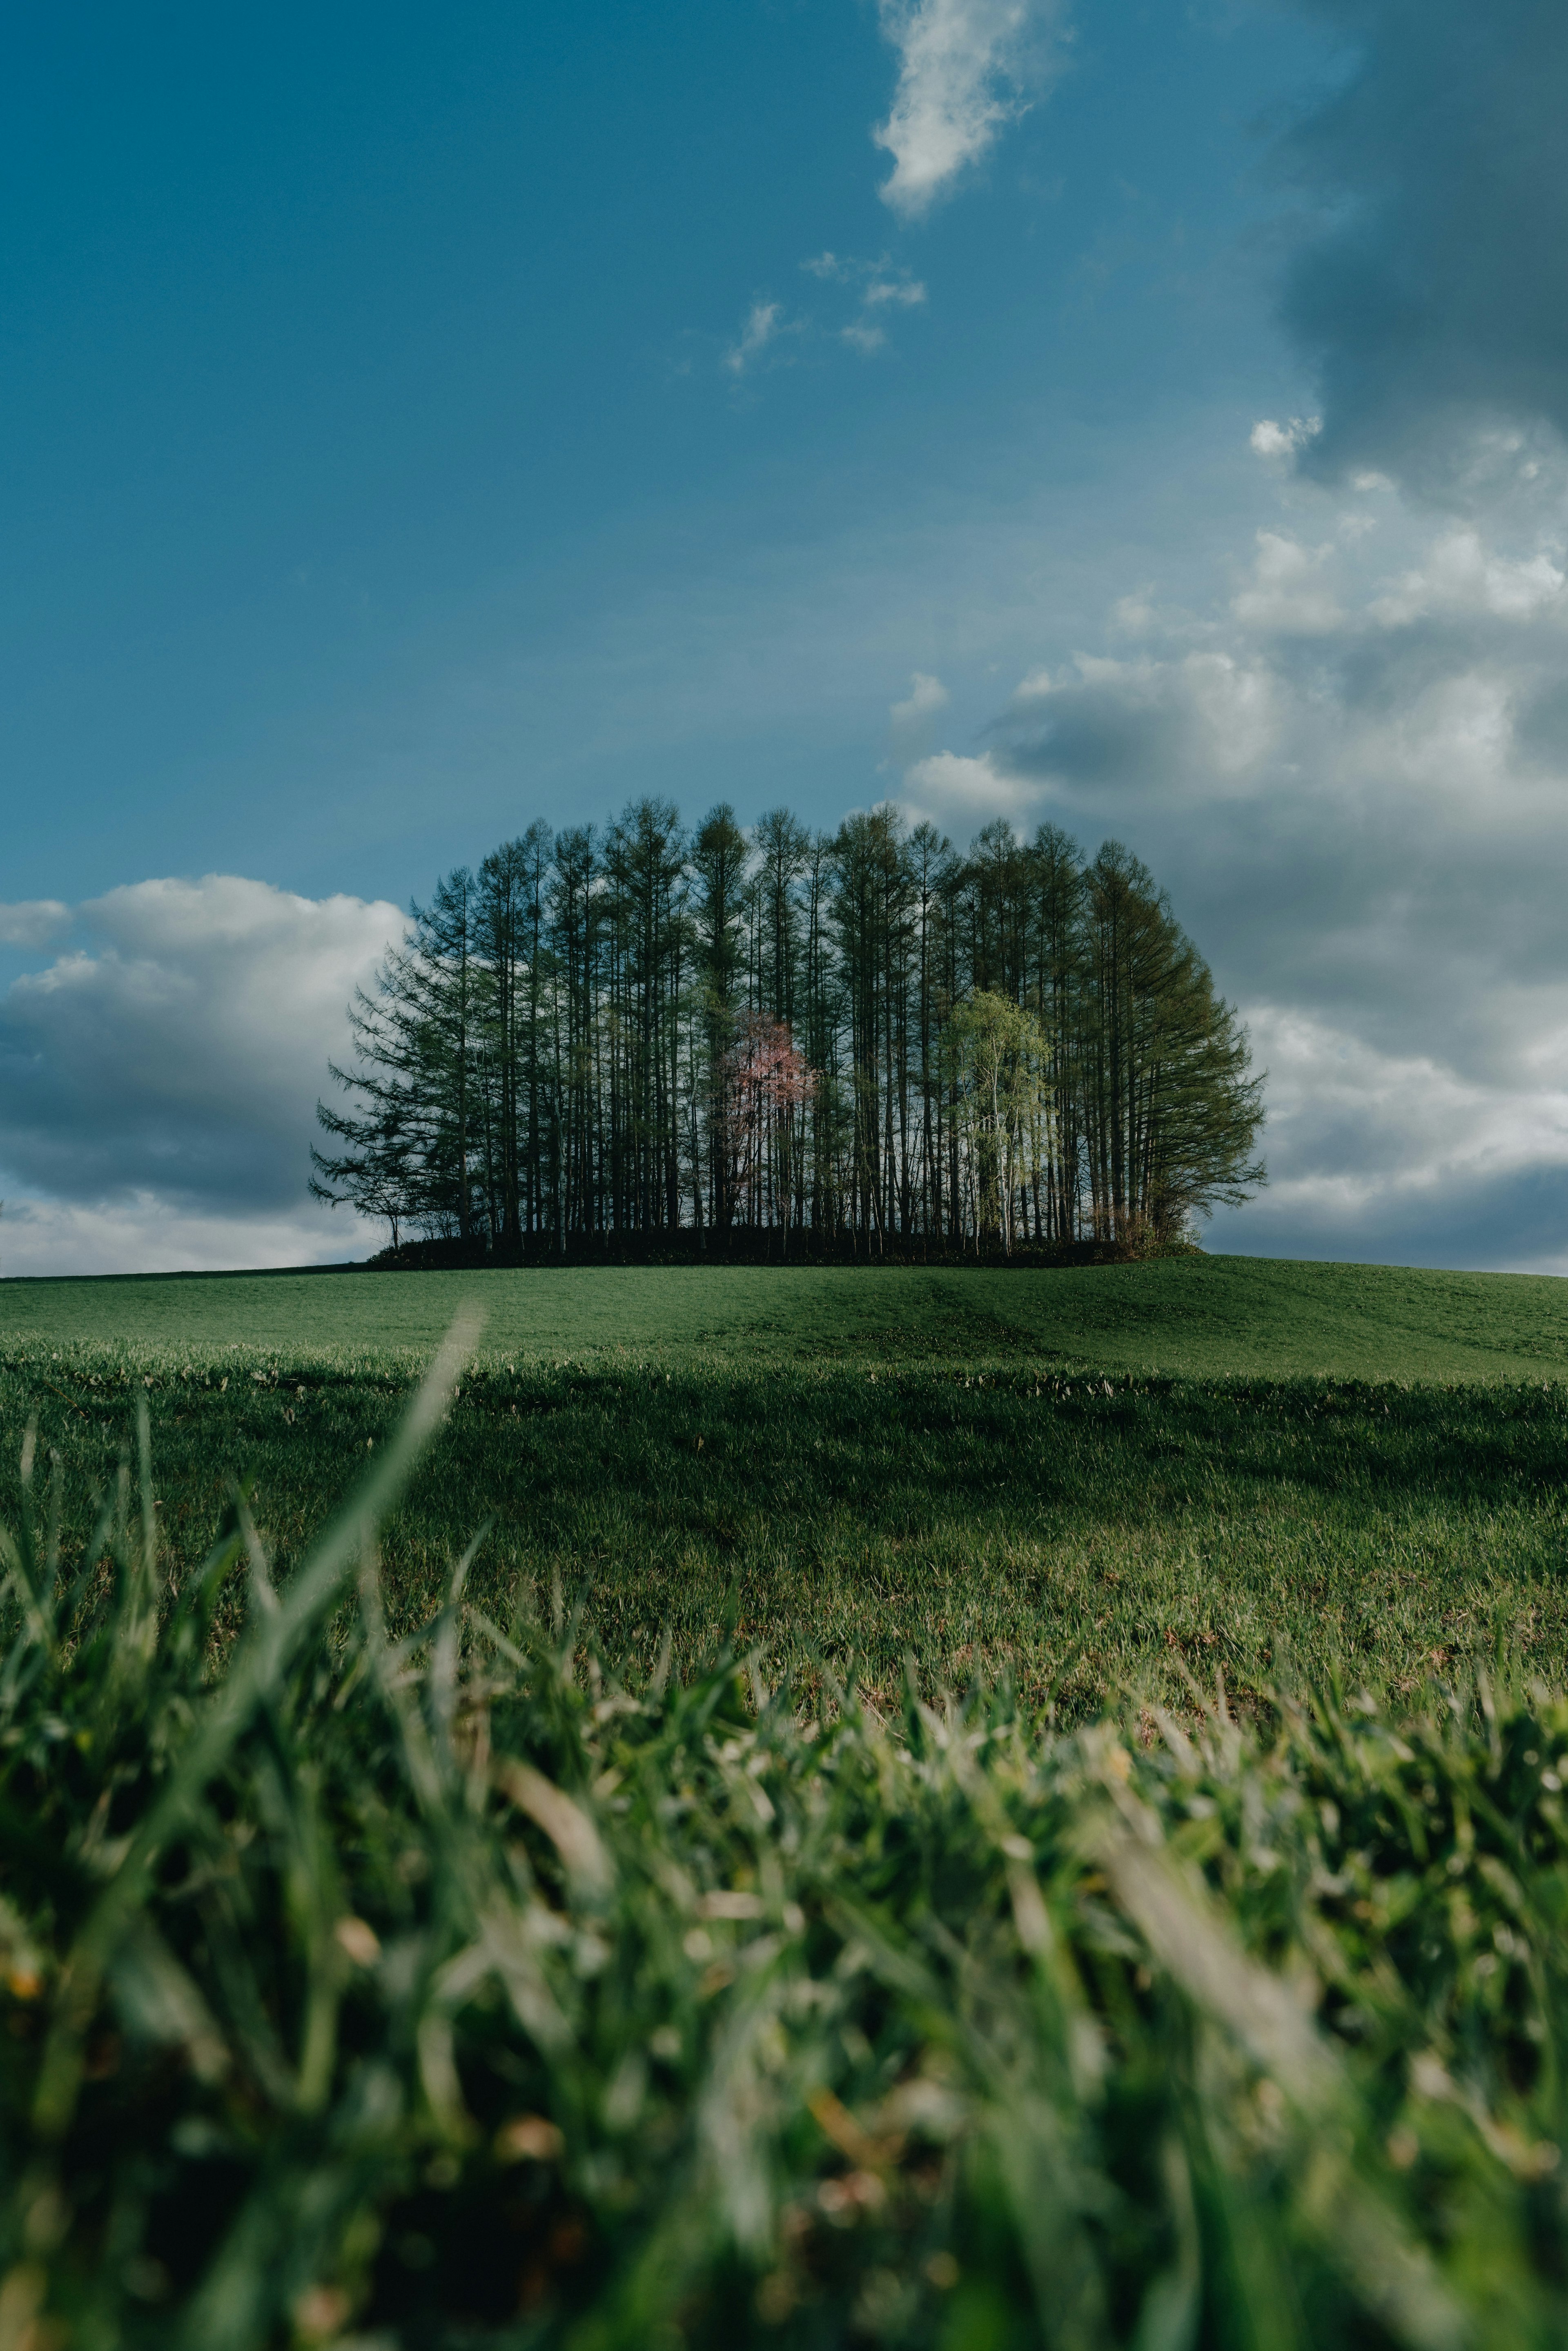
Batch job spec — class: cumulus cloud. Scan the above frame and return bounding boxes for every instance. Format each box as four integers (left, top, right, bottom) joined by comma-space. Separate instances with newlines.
1207, 1005, 1568, 1275
996, 647, 1284, 796
864, 275, 928, 310
887, 439, 1568, 1266
899, 748, 1042, 830
1368, 532, 1567, 628
803, 253, 926, 305
1230, 533, 1345, 636
0, 902, 69, 950
1250, 417, 1321, 464
0, 1196, 366, 1281
873, 0, 1063, 218
1280, 0, 1568, 499
0, 875, 405, 1272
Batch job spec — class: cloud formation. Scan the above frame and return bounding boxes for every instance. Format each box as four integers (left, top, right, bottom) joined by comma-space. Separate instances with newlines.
0, 902, 70, 950
1281, 0, 1568, 499
873, 0, 1062, 217
1202, 1001, 1568, 1272
0, 1196, 368, 1281
888, 441, 1568, 1266
869, 4, 1568, 1269
0, 876, 405, 1272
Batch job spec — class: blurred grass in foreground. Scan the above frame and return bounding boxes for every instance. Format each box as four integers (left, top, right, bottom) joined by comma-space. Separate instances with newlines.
2, 1348, 1568, 2346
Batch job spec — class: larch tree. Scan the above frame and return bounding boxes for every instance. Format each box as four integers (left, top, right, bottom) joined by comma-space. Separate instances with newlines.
316, 802, 1265, 1252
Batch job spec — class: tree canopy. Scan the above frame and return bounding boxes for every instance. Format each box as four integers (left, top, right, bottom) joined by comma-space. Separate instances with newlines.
312, 804, 1265, 1252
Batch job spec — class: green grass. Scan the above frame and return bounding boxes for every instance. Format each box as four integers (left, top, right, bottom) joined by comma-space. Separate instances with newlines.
3, 1355, 1568, 2349
7, 1253, 1568, 1381
7, 1266, 1568, 2344
4, 1255, 1568, 1714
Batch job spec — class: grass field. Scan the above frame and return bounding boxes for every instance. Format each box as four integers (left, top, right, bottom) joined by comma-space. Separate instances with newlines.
7, 1253, 1568, 1381
4, 1320, 1568, 2349
2, 1255, 1566, 1716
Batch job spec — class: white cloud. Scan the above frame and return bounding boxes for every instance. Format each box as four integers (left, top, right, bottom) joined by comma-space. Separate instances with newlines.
1243, 1005, 1568, 1194
0, 901, 69, 949
724, 299, 787, 376
899, 749, 1042, 829
796, 254, 928, 355
0, 1194, 373, 1280
1369, 530, 1567, 627
884, 460, 1568, 1266
1110, 589, 1158, 636
800, 253, 925, 305
0, 875, 406, 1273
1250, 416, 1322, 462
1230, 532, 1345, 636
873, 0, 1061, 218
1207, 1004, 1568, 1272
864, 275, 928, 309
1002, 648, 1283, 794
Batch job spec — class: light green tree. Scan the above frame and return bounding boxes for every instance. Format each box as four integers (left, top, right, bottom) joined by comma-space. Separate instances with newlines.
940, 989, 1051, 1253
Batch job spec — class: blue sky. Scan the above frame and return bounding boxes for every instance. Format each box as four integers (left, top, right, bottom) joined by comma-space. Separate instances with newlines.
3, 0, 1326, 900
6, 0, 1568, 1274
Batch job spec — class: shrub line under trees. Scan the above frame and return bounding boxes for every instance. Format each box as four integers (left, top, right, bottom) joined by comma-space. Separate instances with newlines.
312, 803, 1265, 1259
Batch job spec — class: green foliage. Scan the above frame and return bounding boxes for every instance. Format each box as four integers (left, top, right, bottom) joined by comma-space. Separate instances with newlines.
307, 803, 1261, 1255
939, 992, 1050, 1251
3, 1366, 1568, 2347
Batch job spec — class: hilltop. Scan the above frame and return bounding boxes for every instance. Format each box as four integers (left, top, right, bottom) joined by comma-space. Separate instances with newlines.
3, 1252, 1565, 1383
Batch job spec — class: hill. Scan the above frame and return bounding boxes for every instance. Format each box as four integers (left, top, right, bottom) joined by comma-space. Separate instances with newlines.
4, 1252, 1567, 1382
5, 1251, 1568, 2342
3, 1252, 1567, 1719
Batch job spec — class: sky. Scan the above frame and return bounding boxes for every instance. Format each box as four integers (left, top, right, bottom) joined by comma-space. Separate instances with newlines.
4, 0, 1568, 1276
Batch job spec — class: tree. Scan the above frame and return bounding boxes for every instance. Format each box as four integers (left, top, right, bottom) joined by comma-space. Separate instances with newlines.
693, 805, 748, 1230
1081, 842, 1264, 1243
311, 873, 477, 1248
720, 1015, 816, 1240
310, 1080, 421, 1252
314, 799, 1265, 1254
940, 991, 1051, 1254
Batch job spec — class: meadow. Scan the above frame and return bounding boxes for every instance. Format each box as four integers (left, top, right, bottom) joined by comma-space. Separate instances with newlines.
2, 1256, 1566, 1716
9, 1252, 1568, 1379
5, 1256, 1568, 2347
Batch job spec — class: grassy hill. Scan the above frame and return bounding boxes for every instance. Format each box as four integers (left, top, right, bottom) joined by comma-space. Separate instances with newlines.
4, 1252, 1568, 1381
2, 1253, 1566, 1720
3, 1309, 1568, 2348
5, 1257, 1568, 2342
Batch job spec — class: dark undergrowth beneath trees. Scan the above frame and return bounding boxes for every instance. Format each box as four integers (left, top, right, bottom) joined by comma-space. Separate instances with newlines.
362, 1232, 1196, 1273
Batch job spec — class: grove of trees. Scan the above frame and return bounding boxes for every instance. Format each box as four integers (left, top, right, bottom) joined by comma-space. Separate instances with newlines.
312, 801, 1265, 1255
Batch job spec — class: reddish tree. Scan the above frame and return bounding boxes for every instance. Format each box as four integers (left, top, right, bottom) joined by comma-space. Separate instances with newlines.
719, 1014, 817, 1233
